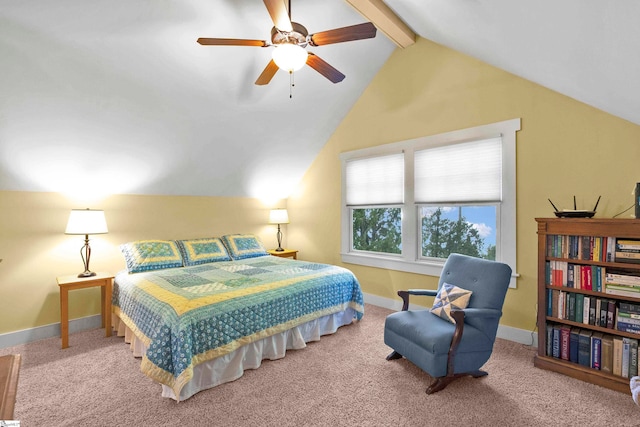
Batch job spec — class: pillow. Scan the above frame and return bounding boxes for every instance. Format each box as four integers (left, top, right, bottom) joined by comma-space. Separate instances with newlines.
120, 240, 184, 273
429, 282, 473, 324
176, 238, 231, 266
221, 234, 268, 260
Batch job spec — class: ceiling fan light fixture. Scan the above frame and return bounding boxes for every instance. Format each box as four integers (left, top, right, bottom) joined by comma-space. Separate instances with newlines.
272, 44, 308, 72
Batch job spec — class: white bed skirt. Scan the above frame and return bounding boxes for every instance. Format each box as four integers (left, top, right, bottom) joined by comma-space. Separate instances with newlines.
113, 308, 357, 401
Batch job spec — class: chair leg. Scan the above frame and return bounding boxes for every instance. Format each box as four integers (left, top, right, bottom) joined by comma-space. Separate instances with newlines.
426, 377, 455, 394
386, 350, 403, 361
425, 370, 489, 394
469, 369, 488, 378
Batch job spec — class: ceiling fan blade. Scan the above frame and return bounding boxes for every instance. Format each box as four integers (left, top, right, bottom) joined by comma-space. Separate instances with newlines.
309, 22, 377, 46
197, 38, 268, 47
255, 60, 280, 85
263, 0, 293, 32
306, 53, 345, 84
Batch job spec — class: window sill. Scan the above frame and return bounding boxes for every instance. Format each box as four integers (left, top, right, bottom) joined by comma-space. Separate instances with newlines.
341, 252, 519, 288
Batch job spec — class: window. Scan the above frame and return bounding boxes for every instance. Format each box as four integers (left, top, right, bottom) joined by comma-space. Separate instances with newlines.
340, 119, 520, 287
346, 153, 403, 256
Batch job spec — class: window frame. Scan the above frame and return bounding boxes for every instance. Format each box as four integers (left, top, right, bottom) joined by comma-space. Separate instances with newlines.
340, 119, 520, 288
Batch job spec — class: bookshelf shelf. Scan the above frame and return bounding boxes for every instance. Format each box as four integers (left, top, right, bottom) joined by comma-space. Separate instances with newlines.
535, 217, 640, 395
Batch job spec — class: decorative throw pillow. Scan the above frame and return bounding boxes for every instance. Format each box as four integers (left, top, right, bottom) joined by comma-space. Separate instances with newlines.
176, 238, 231, 266
429, 282, 473, 324
221, 234, 268, 260
120, 240, 184, 273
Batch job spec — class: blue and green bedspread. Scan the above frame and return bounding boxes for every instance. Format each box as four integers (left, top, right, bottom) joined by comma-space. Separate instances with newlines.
112, 255, 364, 397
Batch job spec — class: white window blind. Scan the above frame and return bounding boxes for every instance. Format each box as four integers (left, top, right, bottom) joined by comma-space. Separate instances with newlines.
345, 153, 404, 206
414, 137, 502, 203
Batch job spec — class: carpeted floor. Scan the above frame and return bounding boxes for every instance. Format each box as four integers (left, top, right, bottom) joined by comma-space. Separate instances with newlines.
1, 304, 639, 426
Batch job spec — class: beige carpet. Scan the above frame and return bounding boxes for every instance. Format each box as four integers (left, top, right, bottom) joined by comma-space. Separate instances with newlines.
1, 304, 638, 426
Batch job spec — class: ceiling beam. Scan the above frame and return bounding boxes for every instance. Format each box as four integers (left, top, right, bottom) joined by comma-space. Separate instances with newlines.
345, 0, 416, 48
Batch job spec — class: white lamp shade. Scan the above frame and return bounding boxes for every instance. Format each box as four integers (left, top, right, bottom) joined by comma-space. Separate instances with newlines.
272, 44, 308, 72
65, 209, 109, 235
269, 209, 290, 224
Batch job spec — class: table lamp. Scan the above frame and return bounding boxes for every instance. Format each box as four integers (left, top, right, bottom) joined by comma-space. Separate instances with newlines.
268, 209, 289, 252
65, 208, 108, 277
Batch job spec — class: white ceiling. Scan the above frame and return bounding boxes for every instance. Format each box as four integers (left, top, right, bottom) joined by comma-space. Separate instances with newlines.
1, 0, 638, 200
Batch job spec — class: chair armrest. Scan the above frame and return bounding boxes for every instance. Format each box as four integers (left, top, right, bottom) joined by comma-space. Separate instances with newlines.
458, 307, 502, 319
397, 289, 438, 311
407, 289, 438, 296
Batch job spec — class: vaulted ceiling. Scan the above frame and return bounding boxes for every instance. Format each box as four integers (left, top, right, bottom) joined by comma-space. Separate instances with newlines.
1, 1, 637, 201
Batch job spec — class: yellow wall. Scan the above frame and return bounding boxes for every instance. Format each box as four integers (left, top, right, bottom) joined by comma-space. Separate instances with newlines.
0, 191, 286, 334
288, 37, 640, 332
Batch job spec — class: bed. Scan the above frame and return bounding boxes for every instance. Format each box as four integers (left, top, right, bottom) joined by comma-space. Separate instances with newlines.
111, 235, 364, 401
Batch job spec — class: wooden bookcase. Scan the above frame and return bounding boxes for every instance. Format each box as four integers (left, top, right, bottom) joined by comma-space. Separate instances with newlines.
535, 217, 640, 394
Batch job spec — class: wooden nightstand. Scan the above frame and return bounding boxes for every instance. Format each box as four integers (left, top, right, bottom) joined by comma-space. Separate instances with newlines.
267, 249, 298, 259
56, 272, 114, 349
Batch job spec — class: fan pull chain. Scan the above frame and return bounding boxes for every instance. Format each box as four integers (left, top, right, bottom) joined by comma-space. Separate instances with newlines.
289, 71, 295, 99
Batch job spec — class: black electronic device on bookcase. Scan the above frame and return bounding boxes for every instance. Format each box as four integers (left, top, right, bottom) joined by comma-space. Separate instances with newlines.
548, 196, 600, 218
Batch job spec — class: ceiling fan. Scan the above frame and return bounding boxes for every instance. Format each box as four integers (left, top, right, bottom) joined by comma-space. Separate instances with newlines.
197, 0, 377, 86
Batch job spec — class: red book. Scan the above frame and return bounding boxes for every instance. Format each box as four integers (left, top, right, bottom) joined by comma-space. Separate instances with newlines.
584, 266, 593, 291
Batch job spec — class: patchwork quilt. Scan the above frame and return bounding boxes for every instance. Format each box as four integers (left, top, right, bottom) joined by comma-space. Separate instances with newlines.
112, 255, 364, 398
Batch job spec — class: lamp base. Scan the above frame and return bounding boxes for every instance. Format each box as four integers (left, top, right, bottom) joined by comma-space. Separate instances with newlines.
77, 271, 97, 278
275, 248, 284, 252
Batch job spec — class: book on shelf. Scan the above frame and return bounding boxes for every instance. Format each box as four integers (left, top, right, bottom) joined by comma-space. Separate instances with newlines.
595, 298, 602, 326
588, 296, 597, 325
616, 312, 640, 334
616, 324, 640, 335
598, 299, 608, 327
615, 252, 640, 264
631, 339, 639, 377
615, 242, 640, 263
601, 334, 614, 373
618, 312, 640, 323
591, 332, 603, 369
583, 296, 590, 324
552, 324, 562, 359
620, 302, 640, 313
605, 272, 640, 287
568, 292, 576, 320
613, 336, 624, 376
561, 325, 571, 360
622, 338, 632, 378
604, 284, 640, 298
583, 266, 593, 291
569, 327, 580, 363
551, 289, 559, 317
606, 237, 616, 262
616, 239, 640, 251
606, 284, 640, 298
593, 238, 602, 262
581, 236, 591, 260
558, 290, 566, 319
607, 299, 616, 329
546, 324, 553, 357
567, 263, 575, 288
575, 293, 584, 323
578, 329, 593, 367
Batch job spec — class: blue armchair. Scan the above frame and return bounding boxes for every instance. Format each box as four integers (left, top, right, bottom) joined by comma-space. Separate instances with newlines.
384, 253, 512, 394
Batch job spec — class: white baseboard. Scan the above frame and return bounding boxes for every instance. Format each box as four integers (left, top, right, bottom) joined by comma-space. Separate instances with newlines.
0, 314, 102, 349
363, 292, 538, 348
